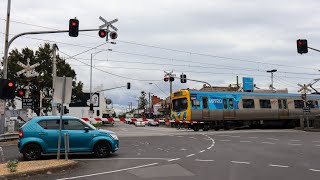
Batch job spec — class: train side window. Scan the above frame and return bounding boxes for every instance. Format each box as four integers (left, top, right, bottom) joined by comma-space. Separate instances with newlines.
283, 99, 288, 109
259, 99, 271, 108
306, 101, 317, 108
243, 99, 255, 108
294, 100, 304, 109
192, 99, 200, 108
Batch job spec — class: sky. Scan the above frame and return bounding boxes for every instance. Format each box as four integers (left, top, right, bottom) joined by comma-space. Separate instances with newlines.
1, 0, 320, 114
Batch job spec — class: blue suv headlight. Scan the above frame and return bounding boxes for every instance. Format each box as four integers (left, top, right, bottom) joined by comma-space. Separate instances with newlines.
109, 133, 118, 140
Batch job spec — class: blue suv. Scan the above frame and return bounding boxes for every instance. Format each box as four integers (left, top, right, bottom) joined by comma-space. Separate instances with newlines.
18, 116, 119, 161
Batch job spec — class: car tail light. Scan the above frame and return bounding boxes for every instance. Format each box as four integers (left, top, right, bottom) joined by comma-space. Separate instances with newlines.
19, 129, 23, 138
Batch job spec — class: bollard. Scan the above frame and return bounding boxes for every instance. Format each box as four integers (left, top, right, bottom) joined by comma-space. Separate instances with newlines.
64, 133, 69, 160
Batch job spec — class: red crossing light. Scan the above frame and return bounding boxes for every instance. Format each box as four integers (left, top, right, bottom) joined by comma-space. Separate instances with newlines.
8, 81, 14, 87
98, 30, 107, 38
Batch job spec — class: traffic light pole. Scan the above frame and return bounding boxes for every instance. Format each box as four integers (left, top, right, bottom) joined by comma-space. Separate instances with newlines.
308, 47, 320, 53
2, 28, 107, 79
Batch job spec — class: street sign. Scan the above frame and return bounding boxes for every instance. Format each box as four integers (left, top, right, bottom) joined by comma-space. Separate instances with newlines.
298, 83, 312, 93
99, 16, 118, 31
22, 98, 33, 109
53, 77, 73, 104
303, 107, 310, 113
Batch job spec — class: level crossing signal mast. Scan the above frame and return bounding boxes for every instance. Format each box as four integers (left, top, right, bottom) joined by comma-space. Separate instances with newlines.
297, 39, 308, 54
69, 18, 79, 37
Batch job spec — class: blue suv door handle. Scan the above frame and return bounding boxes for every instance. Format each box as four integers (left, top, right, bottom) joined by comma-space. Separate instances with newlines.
38, 132, 46, 136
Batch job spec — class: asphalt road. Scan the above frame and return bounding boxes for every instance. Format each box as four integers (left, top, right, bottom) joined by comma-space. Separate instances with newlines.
1, 123, 320, 180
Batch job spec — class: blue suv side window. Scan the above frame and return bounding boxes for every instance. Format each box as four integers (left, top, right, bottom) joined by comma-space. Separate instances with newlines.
63, 120, 85, 130
38, 120, 60, 129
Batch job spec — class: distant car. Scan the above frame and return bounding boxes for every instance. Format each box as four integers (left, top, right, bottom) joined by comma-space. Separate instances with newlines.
148, 121, 159, 127
18, 116, 119, 161
134, 121, 145, 127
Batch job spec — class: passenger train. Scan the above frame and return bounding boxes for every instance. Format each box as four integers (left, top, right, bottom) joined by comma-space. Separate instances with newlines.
171, 89, 320, 131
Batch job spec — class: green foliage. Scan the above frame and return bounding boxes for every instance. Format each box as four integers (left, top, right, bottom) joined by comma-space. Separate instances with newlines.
6, 159, 19, 172
6, 43, 83, 115
93, 123, 103, 127
138, 91, 148, 109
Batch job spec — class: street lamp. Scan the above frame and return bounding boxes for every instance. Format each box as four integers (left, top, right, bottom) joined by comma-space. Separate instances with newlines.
90, 50, 104, 110
266, 69, 277, 90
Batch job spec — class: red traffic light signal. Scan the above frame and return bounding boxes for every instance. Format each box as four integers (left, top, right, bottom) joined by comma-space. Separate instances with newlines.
17, 89, 25, 97
8, 81, 14, 87
164, 77, 168, 82
98, 30, 107, 38
0, 79, 16, 99
297, 39, 308, 54
69, 18, 79, 37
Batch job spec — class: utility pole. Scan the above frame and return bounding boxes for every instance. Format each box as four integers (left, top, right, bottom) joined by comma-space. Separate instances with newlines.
52, 44, 58, 115
267, 69, 277, 90
148, 92, 153, 118
164, 71, 176, 114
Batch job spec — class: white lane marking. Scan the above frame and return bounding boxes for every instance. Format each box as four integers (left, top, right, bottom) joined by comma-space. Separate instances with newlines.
186, 154, 195, 157
309, 169, 320, 172
230, 136, 240, 138
56, 163, 159, 180
248, 137, 258, 139
199, 150, 206, 153
168, 158, 180, 162
269, 164, 289, 168
177, 136, 183, 138
180, 148, 187, 151
315, 145, 320, 147
240, 141, 251, 143
189, 137, 197, 139
312, 141, 320, 143
73, 158, 170, 161
207, 147, 212, 150
266, 138, 279, 141
219, 140, 231, 142
288, 143, 302, 146
195, 159, 214, 162
217, 135, 230, 137
231, 161, 250, 164
289, 139, 301, 141
261, 142, 275, 145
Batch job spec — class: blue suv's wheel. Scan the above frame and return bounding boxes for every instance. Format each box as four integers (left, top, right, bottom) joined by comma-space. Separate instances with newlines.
23, 143, 42, 161
94, 141, 111, 158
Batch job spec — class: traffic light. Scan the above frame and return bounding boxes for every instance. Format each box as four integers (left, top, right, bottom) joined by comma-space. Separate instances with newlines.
180, 74, 187, 83
297, 39, 308, 54
164, 77, 169, 82
64, 106, 69, 114
17, 89, 25, 98
0, 79, 16, 99
69, 18, 79, 37
98, 30, 107, 38
170, 77, 174, 82
110, 31, 118, 39
127, 82, 131, 89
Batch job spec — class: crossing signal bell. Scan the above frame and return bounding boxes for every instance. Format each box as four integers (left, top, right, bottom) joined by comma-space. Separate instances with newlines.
0, 79, 16, 99
180, 74, 187, 83
297, 39, 308, 54
69, 18, 79, 37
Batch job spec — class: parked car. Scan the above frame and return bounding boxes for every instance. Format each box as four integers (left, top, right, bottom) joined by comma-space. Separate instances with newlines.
18, 116, 119, 161
147, 121, 159, 127
134, 121, 145, 127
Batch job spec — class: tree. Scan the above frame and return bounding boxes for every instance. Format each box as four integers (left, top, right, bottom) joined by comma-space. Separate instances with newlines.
6, 43, 83, 115
138, 91, 148, 109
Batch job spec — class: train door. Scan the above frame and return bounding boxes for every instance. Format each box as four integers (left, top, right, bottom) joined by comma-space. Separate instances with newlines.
278, 99, 289, 119
223, 98, 235, 119
202, 97, 210, 119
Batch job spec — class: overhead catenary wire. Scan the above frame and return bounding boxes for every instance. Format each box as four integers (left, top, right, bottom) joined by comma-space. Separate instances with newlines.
1, 18, 318, 71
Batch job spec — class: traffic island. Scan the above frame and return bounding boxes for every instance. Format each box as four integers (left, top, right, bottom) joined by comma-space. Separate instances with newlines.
0, 159, 78, 179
